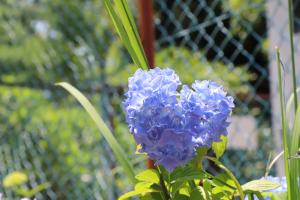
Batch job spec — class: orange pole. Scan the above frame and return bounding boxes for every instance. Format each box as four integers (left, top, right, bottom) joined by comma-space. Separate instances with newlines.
138, 0, 156, 168
138, 0, 155, 69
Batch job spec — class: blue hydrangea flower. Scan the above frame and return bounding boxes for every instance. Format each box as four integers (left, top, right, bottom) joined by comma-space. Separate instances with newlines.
123, 67, 234, 171
180, 80, 234, 147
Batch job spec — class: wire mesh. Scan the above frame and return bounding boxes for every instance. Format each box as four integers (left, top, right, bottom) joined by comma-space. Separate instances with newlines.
0, 0, 299, 199
154, 0, 271, 183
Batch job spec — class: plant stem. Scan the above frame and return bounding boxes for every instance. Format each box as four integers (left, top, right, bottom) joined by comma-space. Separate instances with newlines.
203, 171, 236, 190
288, 0, 298, 113
157, 166, 170, 200
276, 47, 292, 200
206, 156, 244, 200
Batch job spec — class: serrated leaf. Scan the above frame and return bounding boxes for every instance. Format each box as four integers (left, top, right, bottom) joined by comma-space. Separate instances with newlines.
206, 156, 244, 199
170, 167, 206, 183
171, 181, 185, 196
203, 181, 213, 200
174, 193, 190, 200
118, 189, 157, 200
190, 188, 205, 200
212, 173, 235, 193
135, 182, 154, 190
140, 193, 163, 200
212, 135, 227, 159
242, 180, 281, 192
136, 169, 159, 184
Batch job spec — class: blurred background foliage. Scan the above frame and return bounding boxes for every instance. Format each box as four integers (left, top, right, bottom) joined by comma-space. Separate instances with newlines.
0, 0, 274, 199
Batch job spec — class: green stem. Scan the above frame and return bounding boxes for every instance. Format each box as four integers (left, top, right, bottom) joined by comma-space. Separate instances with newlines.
276, 48, 292, 200
206, 156, 244, 200
288, 0, 298, 112
203, 171, 236, 190
157, 166, 171, 200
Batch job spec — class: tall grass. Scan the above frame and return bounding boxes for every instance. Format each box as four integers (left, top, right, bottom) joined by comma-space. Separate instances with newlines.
276, 1, 300, 199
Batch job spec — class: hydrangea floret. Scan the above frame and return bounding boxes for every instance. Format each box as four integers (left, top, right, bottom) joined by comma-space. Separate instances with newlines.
123, 67, 234, 171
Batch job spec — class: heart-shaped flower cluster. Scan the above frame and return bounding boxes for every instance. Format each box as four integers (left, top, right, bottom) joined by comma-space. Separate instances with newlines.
123, 67, 234, 171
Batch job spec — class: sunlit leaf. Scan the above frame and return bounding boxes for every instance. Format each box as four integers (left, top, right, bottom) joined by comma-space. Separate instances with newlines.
206, 156, 244, 199
170, 167, 206, 183
118, 188, 158, 200
212, 135, 228, 159
242, 180, 280, 191
135, 169, 159, 184
56, 82, 136, 184
3, 171, 28, 188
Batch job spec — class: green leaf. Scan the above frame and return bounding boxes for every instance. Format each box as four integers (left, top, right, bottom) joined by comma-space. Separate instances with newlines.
242, 180, 280, 191
118, 189, 157, 200
170, 167, 206, 183
196, 147, 208, 160
203, 181, 213, 200
104, 0, 148, 69
190, 188, 205, 200
114, 0, 148, 67
211, 186, 233, 200
212, 135, 228, 159
244, 190, 265, 200
135, 169, 160, 184
103, 0, 142, 68
3, 171, 28, 188
174, 193, 190, 200
270, 192, 288, 200
140, 193, 164, 200
56, 82, 136, 184
171, 181, 185, 196
206, 156, 244, 200
134, 182, 154, 190
265, 151, 284, 177
290, 105, 300, 198
251, 191, 264, 200
285, 88, 300, 117
212, 173, 236, 193
276, 48, 292, 200
192, 147, 208, 169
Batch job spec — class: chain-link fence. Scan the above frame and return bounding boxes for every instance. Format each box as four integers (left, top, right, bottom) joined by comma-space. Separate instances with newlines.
154, 0, 272, 182
0, 0, 299, 199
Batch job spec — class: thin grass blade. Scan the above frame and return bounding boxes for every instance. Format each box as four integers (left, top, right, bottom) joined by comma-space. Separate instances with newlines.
286, 88, 300, 119
104, 0, 142, 68
114, 0, 148, 67
56, 82, 136, 184
276, 47, 292, 200
287, 0, 298, 112
290, 106, 300, 198
265, 151, 284, 177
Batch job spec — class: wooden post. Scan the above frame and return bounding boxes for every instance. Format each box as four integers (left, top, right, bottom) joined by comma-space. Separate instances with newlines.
138, 0, 155, 69
138, 0, 156, 168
